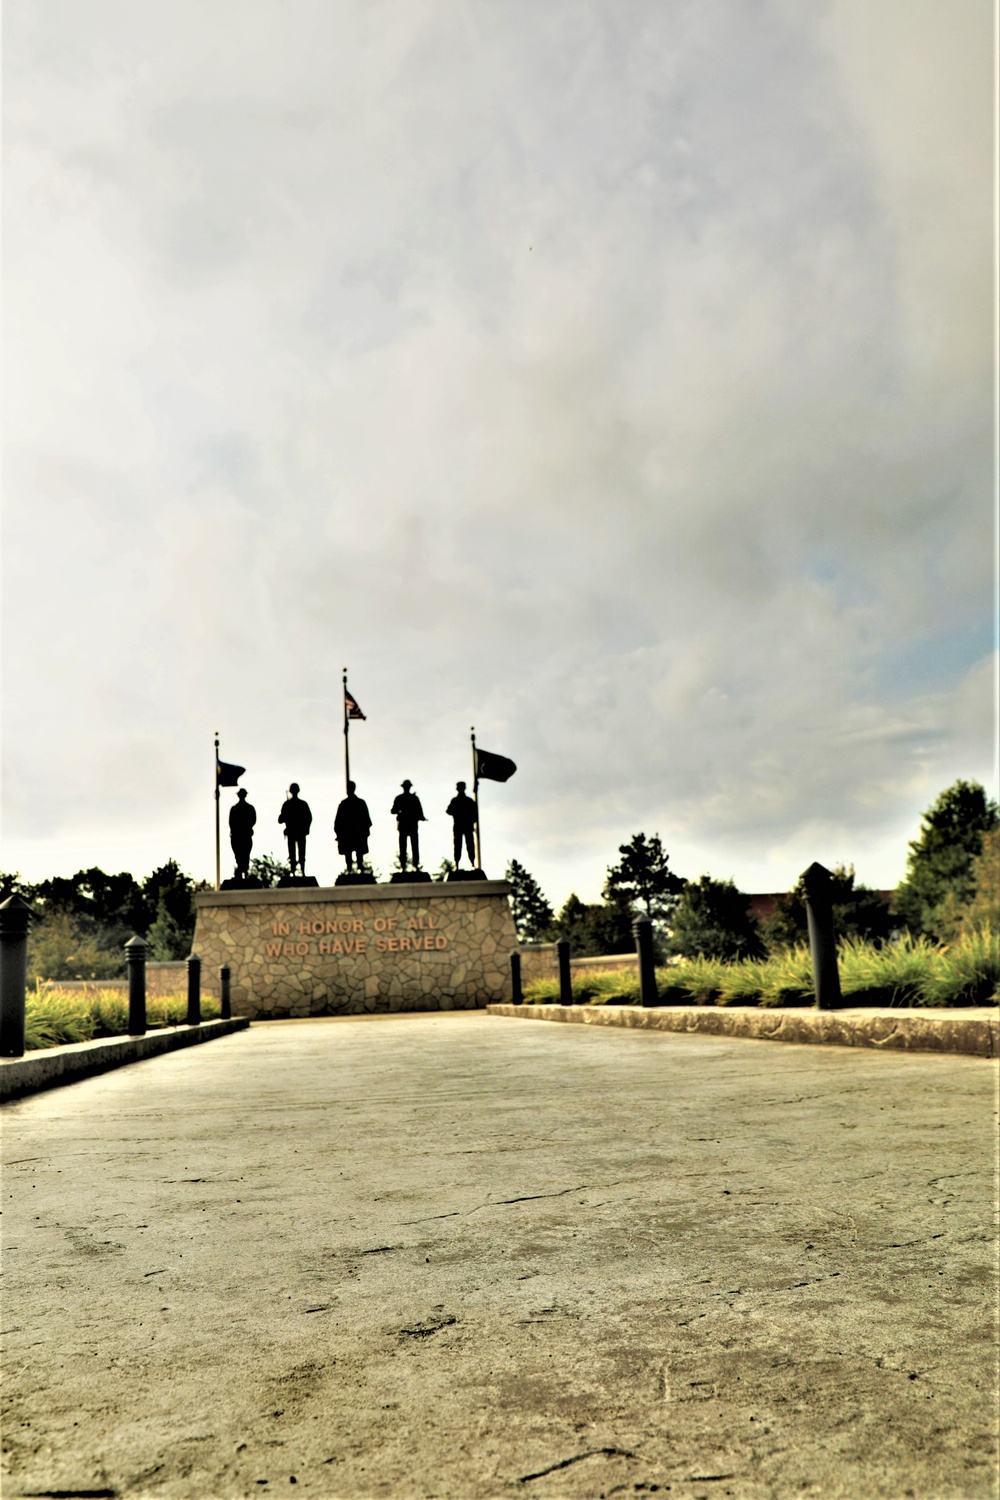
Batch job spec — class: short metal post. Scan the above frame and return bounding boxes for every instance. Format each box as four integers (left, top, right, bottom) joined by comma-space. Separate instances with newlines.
802, 862, 842, 1011
510, 951, 523, 1005
219, 964, 231, 1020
634, 916, 658, 1007
125, 935, 147, 1036
557, 940, 572, 1006
0, 895, 33, 1058
186, 954, 201, 1026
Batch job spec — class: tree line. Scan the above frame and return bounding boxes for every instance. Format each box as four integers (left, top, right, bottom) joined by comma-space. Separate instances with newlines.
1, 778, 996, 981
505, 779, 998, 959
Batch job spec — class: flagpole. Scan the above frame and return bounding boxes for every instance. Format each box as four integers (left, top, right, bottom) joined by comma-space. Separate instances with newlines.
471, 726, 481, 871
214, 732, 221, 892
343, 668, 350, 791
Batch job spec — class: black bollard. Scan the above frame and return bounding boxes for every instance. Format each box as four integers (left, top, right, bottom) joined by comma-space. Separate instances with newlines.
186, 954, 202, 1026
802, 862, 842, 1010
0, 895, 33, 1058
219, 964, 231, 1020
634, 916, 658, 1008
557, 940, 572, 1006
510, 951, 523, 1005
125, 935, 148, 1036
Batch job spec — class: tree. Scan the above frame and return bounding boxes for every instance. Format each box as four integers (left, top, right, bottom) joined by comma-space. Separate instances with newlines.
249, 854, 291, 888
762, 865, 895, 953
933, 826, 1000, 939
602, 833, 685, 924
26, 910, 122, 983
894, 780, 999, 939
27, 866, 146, 943
0, 871, 32, 903
549, 893, 634, 956
142, 861, 201, 959
505, 860, 554, 943
669, 876, 765, 961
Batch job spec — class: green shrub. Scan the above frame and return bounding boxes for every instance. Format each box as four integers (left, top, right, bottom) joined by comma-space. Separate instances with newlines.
520, 929, 999, 1010
24, 987, 221, 1050
915, 928, 999, 1007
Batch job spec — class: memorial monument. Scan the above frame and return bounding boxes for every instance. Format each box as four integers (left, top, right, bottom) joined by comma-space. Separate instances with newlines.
194, 877, 516, 1018
197, 693, 519, 1015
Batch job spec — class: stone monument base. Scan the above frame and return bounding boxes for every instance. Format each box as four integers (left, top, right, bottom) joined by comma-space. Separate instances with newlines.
390, 870, 432, 884
448, 867, 486, 881
277, 875, 319, 888
335, 871, 377, 886
193, 880, 515, 1019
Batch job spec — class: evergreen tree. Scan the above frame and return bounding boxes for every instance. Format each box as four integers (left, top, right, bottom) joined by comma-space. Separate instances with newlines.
894, 780, 999, 939
141, 860, 201, 957
669, 876, 765, 961
505, 859, 554, 942
932, 825, 1000, 939
762, 865, 895, 953
550, 892, 634, 956
603, 833, 685, 923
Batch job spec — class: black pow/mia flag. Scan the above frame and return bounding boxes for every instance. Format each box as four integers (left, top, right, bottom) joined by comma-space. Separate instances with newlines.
475, 748, 517, 783
216, 759, 245, 787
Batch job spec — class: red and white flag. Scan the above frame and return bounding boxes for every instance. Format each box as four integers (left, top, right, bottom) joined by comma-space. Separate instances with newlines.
344, 685, 366, 721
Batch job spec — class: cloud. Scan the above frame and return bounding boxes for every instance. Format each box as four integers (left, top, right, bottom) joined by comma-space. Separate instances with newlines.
2, 0, 993, 901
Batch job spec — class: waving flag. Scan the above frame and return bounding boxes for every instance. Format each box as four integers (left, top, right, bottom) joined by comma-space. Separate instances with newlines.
344, 686, 366, 721
217, 759, 245, 787
475, 748, 516, 783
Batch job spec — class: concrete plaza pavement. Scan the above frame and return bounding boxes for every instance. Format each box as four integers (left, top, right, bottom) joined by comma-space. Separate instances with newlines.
2, 1012, 997, 1499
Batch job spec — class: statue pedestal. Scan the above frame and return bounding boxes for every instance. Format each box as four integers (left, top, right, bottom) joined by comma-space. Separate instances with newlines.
335, 872, 377, 886
277, 875, 319, 888
390, 870, 432, 884
193, 880, 516, 1019
448, 868, 486, 881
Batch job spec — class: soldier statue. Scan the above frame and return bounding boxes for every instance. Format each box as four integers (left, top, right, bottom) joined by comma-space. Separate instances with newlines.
391, 779, 425, 870
278, 782, 312, 876
334, 780, 372, 874
228, 787, 256, 880
446, 781, 477, 869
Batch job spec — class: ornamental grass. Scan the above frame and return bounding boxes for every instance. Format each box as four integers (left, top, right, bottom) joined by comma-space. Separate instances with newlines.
522, 928, 999, 1010
24, 987, 221, 1051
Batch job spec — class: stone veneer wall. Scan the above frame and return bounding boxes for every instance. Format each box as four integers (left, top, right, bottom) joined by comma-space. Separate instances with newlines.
193, 881, 516, 1019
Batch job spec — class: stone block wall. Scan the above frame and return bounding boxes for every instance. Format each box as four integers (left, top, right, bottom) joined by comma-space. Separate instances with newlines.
518, 944, 638, 986
193, 881, 516, 1019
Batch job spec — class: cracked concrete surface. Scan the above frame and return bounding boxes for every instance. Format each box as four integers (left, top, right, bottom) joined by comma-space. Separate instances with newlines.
2, 1012, 997, 1499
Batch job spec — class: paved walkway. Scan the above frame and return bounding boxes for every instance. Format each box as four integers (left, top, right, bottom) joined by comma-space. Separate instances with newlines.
2, 1013, 997, 1499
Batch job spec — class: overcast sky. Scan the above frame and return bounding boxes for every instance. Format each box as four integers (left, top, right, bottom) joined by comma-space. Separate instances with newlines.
3, 0, 995, 904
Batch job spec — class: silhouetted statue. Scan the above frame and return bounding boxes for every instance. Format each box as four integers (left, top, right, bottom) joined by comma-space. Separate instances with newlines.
278, 783, 312, 875
335, 780, 372, 873
228, 787, 257, 879
446, 781, 477, 868
391, 780, 425, 870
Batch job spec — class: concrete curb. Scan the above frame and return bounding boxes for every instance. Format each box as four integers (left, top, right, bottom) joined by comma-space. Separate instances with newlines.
0, 1018, 251, 1102
486, 1003, 999, 1058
